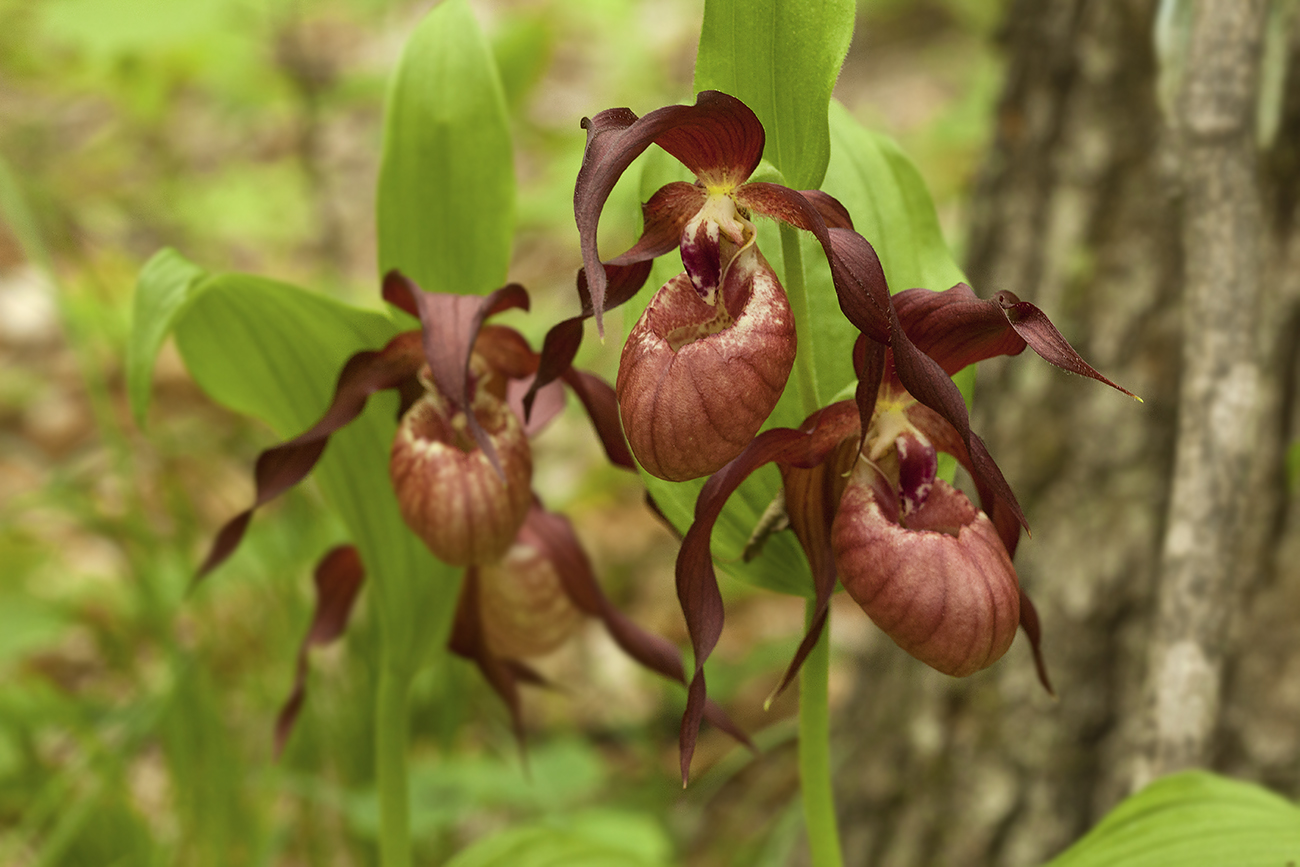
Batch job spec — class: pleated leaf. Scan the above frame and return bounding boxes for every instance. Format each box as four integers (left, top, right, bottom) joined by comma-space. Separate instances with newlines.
1046, 771, 1300, 867
822, 100, 967, 294
694, 0, 855, 190
377, 0, 515, 296
445, 811, 672, 867
126, 247, 207, 427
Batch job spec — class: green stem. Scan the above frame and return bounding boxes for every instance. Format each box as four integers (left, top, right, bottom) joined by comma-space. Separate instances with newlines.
799, 597, 843, 867
780, 223, 821, 417
375, 663, 413, 867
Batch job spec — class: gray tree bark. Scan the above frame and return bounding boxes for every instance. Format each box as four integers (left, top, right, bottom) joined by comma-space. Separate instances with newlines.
827, 1, 1300, 864
1135, 0, 1268, 786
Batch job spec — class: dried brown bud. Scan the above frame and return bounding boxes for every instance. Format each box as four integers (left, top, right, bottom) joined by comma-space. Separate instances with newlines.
389, 384, 532, 566
616, 244, 795, 481
832, 460, 1020, 677
478, 542, 585, 659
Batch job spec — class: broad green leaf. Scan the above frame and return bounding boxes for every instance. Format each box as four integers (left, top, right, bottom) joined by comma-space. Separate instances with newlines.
823, 100, 967, 293
1046, 771, 1300, 867
127, 248, 207, 427
377, 0, 515, 296
172, 274, 460, 670
644, 465, 813, 597
694, 0, 855, 190
765, 100, 974, 425
445, 809, 672, 867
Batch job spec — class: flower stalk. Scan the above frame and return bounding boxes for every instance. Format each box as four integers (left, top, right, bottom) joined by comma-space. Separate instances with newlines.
799, 597, 843, 867
779, 222, 820, 418
376, 662, 413, 867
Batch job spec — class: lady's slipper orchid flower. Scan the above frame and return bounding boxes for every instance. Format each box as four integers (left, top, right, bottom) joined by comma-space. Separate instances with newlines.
448, 503, 750, 747
196, 272, 628, 577
526, 90, 853, 482
389, 360, 534, 566
196, 272, 748, 753
671, 279, 1137, 782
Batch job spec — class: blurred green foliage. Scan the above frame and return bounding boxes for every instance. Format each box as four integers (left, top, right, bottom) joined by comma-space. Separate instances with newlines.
0, 0, 1012, 863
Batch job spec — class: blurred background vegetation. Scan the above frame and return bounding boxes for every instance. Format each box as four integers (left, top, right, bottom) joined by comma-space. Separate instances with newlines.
0, 0, 1007, 863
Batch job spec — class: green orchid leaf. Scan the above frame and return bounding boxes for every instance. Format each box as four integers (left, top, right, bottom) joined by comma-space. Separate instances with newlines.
172, 274, 460, 670
127, 248, 208, 427
767, 99, 975, 425
823, 100, 967, 294
377, 0, 515, 296
771, 100, 968, 416
1045, 771, 1300, 867
821, 98, 981, 438
694, 0, 855, 191
644, 467, 812, 598
445, 809, 672, 867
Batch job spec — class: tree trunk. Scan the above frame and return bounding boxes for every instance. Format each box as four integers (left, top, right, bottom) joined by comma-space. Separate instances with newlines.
828, 1, 1300, 864
1135, 0, 1268, 785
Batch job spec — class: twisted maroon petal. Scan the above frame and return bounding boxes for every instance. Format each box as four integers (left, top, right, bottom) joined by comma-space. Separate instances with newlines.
449, 568, 531, 749
733, 183, 855, 233
853, 335, 888, 454
196, 331, 425, 580
560, 368, 636, 471
381, 271, 530, 475
522, 260, 654, 422
734, 186, 895, 344
893, 284, 1138, 399
275, 545, 366, 756
576, 92, 764, 330
796, 189, 855, 230
1018, 588, 1053, 695
615, 182, 708, 268
892, 283, 1025, 374
675, 403, 858, 784
768, 416, 861, 703
996, 290, 1138, 398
